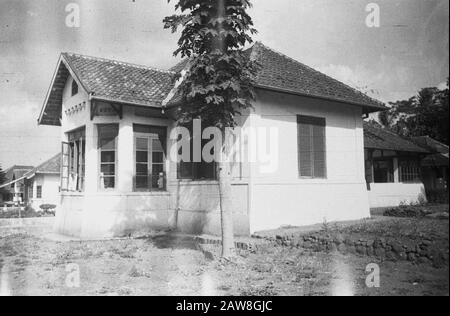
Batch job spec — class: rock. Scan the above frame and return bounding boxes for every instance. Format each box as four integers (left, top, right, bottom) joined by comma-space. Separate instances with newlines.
373, 239, 383, 249
366, 246, 375, 257
345, 239, 355, 247
338, 244, 347, 254
374, 248, 386, 259
418, 256, 431, 265
407, 253, 416, 262
398, 252, 407, 260
390, 242, 404, 254
347, 246, 357, 255
356, 245, 367, 256
334, 235, 345, 245
386, 251, 397, 261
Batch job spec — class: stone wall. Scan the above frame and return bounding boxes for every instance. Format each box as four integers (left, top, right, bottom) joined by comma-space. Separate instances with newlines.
263, 232, 449, 268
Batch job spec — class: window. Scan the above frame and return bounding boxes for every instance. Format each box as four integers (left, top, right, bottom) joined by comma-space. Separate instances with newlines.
176, 124, 216, 181
373, 159, 394, 183
61, 127, 85, 192
297, 115, 327, 178
134, 124, 167, 191
98, 124, 119, 190
28, 184, 33, 199
36, 186, 42, 199
399, 159, 421, 183
71, 80, 78, 96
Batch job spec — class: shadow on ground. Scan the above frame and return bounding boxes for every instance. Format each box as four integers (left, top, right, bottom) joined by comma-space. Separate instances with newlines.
142, 234, 199, 251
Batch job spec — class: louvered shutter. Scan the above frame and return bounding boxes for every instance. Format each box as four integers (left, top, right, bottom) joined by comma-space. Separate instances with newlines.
298, 115, 327, 178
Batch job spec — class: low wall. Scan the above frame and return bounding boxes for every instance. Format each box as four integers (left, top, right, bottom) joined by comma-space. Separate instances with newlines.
250, 182, 371, 233
0, 217, 55, 237
56, 182, 250, 239
368, 183, 426, 208
266, 232, 449, 268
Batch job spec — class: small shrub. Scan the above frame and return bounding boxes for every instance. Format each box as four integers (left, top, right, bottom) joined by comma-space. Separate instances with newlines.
40, 204, 56, 211
321, 218, 330, 233
384, 206, 421, 218
426, 189, 449, 204
25, 205, 35, 213
39, 204, 56, 216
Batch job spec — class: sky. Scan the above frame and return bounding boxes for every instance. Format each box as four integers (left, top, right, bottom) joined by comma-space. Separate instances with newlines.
0, 0, 448, 168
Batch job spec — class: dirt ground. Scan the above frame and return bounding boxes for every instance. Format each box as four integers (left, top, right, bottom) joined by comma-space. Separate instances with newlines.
0, 233, 448, 296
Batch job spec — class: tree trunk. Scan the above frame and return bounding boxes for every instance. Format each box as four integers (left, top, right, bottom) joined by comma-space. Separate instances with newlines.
218, 131, 235, 258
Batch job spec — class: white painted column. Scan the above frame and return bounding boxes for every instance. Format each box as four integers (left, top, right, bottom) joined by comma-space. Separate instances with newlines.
393, 157, 400, 183
118, 120, 134, 192
84, 122, 98, 193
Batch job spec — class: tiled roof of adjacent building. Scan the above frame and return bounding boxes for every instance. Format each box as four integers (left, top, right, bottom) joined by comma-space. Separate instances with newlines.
25, 153, 61, 179
4, 166, 34, 182
411, 136, 449, 167
363, 122, 430, 153
411, 136, 449, 155
0, 165, 34, 190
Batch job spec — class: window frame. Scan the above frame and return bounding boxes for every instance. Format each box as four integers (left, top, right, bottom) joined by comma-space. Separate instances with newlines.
36, 185, 42, 199
71, 80, 78, 97
373, 157, 395, 183
28, 182, 34, 199
399, 158, 421, 183
176, 125, 217, 181
97, 124, 119, 191
61, 127, 86, 192
133, 132, 167, 192
297, 115, 327, 179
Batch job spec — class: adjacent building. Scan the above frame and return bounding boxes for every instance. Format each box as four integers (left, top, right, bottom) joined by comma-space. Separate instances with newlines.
24, 153, 61, 210
0, 155, 61, 210
412, 136, 449, 192
0, 165, 34, 204
363, 122, 430, 208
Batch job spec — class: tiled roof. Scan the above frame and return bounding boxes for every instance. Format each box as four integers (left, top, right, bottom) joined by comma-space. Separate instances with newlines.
39, 53, 177, 126
62, 53, 176, 106
0, 166, 34, 190
4, 166, 34, 182
411, 137, 449, 167
25, 153, 61, 178
411, 136, 449, 154
39, 42, 386, 126
364, 122, 430, 153
247, 42, 385, 112
168, 42, 386, 112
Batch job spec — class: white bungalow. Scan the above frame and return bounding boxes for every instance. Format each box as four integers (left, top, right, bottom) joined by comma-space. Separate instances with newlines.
24, 153, 61, 211
38, 42, 386, 239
